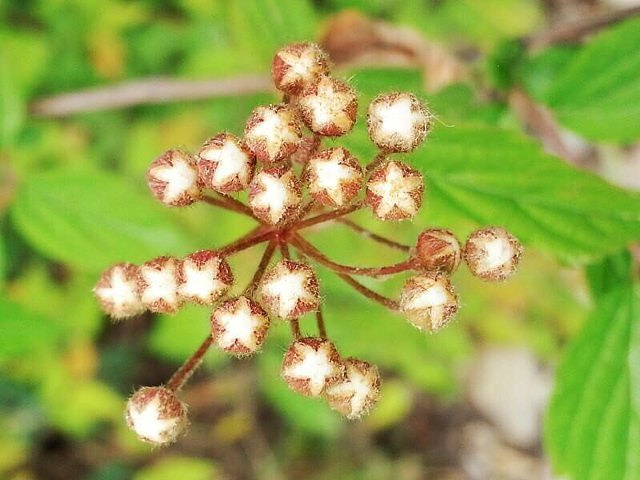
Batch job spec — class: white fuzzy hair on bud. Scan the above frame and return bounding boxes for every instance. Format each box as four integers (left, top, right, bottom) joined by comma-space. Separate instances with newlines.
248, 167, 302, 225
137, 257, 181, 313
464, 227, 522, 281
125, 386, 188, 446
298, 76, 357, 136
367, 92, 431, 152
197, 133, 255, 193
305, 147, 363, 207
94, 263, 145, 319
259, 260, 319, 319
177, 251, 233, 305
400, 273, 459, 332
281, 337, 344, 397
147, 149, 201, 206
365, 161, 424, 221
211, 296, 270, 356
244, 105, 302, 164
272, 42, 329, 95
325, 358, 381, 419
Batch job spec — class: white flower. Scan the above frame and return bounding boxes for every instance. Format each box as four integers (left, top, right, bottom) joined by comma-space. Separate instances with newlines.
366, 161, 424, 221
177, 251, 233, 305
197, 133, 255, 193
259, 260, 319, 319
211, 296, 270, 355
147, 149, 200, 206
281, 338, 344, 396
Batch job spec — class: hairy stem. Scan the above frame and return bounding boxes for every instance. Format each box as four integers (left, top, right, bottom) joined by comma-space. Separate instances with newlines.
244, 240, 277, 295
202, 194, 258, 220
166, 336, 214, 392
335, 273, 400, 311
220, 229, 275, 256
294, 203, 363, 231
291, 234, 413, 277
290, 318, 302, 339
336, 218, 411, 252
316, 307, 327, 339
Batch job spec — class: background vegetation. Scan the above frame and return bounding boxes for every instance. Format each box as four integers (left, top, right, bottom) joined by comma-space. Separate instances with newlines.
1, 0, 639, 478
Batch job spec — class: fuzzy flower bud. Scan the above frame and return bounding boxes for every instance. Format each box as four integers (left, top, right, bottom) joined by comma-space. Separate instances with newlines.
367, 92, 431, 152
137, 256, 181, 313
94, 263, 145, 319
147, 149, 201, 206
365, 161, 424, 221
210, 296, 270, 356
197, 133, 256, 193
281, 337, 344, 397
177, 250, 233, 305
413, 228, 462, 273
463, 227, 522, 281
272, 42, 330, 95
259, 260, 320, 319
325, 358, 381, 419
244, 104, 302, 164
125, 386, 188, 446
305, 147, 363, 207
298, 76, 357, 136
248, 166, 302, 225
399, 273, 458, 332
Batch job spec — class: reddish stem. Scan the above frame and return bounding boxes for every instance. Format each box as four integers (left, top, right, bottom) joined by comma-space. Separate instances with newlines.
335, 273, 400, 311
220, 229, 275, 256
336, 218, 411, 252
291, 234, 413, 277
202, 194, 259, 221
290, 318, 302, 339
294, 203, 362, 231
316, 307, 327, 339
244, 240, 277, 295
166, 335, 214, 392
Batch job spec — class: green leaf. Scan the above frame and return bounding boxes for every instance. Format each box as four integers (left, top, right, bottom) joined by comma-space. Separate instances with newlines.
133, 456, 219, 480
10, 170, 196, 272
343, 124, 640, 262
0, 298, 62, 365
527, 18, 640, 142
545, 280, 640, 479
0, 234, 6, 285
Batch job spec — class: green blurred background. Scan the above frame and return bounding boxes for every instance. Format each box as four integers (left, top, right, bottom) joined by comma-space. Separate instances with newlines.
1, 0, 639, 479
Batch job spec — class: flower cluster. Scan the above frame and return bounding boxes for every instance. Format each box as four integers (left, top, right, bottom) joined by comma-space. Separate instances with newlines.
94, 42, 522, 445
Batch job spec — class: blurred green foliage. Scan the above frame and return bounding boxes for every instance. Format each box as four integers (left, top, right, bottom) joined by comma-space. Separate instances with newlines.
1, 0, 639, 479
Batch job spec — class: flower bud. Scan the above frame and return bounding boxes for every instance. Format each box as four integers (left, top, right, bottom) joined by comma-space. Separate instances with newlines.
125, 386, 188, 446
367, 92, 431, 152
281, 337, 344, 397
137, 256, 181, 313
244, 104, 302, 164
365, 161, 424, 221
94, 263, 145, 319
413, 228, 462, 273
463, 227, 522, 281
248, 166, 302, 225
177, 250, 233, 305
325, 358, 381, 419
399, 273, 458, 332
305, 147, 363, 207
272, 42, 330, 95
258, 260, 319, 319
147, 149, 200, 206
197, 133, 256, 193
298, 76, 357, 137
211, 296, 270, 356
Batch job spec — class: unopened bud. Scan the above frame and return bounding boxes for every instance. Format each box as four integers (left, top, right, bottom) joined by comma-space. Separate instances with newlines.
259, 260, 319, 319
244, 104, 302, 164
463, 227, 522, 281
325, 358, 381, 419
177, 250, 233, 305
365, 161, 424, 221
399, 273, 458, 332
147, 149, 200, 206
298, 76, 357, 137
248, 166, 303, 225
272, 42, 330, 95
137, 256, 181, 313
305, 147, 363, 207
94, 263, 145, 319
413, 228, 462, 273
197, 133, 255, 193
211, 296, 270, 356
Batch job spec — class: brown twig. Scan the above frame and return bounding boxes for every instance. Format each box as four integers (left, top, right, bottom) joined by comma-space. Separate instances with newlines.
294, 203, 363, 230
201, 194, 258, 220
316, 307, 327, 339
219, 229, 275, 256
290, 318, 302, 339
244, 240, 277, 295
29, 75, 273, 117
335, 272, 400, 311
525, 5, 640, 50
166, 336, 214, 392
291, 233, 413, 277
336, 218, 411, 252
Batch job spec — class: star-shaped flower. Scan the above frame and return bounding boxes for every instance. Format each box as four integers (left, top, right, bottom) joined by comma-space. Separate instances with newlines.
365, 161, 424, 221
125, 386, 188, 446
244, 105, 302, 163
298, 76, 357, 136
463, 227, 522, 281
147, 149, 201, 206
137, 256, 181, 313
367, 92, 431, 152
272, 42, 329, 95
177, 250, 233, 305
305, 147, 363, 207
94, 263, 144, 319
211, 296, 270, 356
248, 166, 302, 225
281, 337, 344, 397
399, 273, 458, 332
197, 133, 256, 193
258, 260, 319, 319
325, 358, 381, 419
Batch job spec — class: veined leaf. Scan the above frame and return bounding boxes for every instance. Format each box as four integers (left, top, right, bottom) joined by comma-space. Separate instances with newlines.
528, 18, 640, 142
343, 124, 640, 263
545, 266, 640, 479
10, 170, 196, 272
